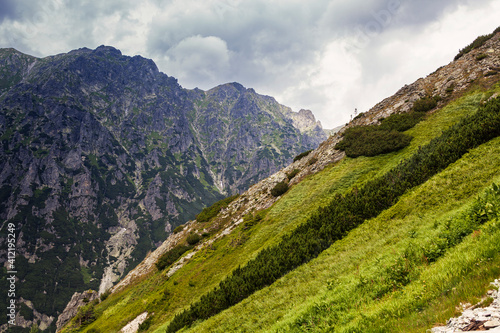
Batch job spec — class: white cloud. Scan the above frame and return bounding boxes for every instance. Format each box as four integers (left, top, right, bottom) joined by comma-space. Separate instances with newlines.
275, 39, 363, 127
159, 35, 231, 88
0, 0, 498, 128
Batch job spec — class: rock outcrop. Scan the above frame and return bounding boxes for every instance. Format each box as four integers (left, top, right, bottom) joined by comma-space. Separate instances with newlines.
119, 312, 148, 333
432, 279, 500, 332
56, 290, 99, 332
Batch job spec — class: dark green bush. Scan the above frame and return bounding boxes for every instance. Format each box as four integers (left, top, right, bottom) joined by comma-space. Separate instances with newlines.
156, 244, 193, 271
411, 96, 439, 113
379, 112, 425, 132
186, 233, 201, 245
19, 303, 34, 321
353, 112, 365, 120
173, 225, 184, 234
196, 194, 239, 223
286, 169, 300, 180
99, 290, 110, 302
74, 299, 100, 327
138, 316, 153, 332
293, 149, 312, 162
476, 54, 488, 61
455, 35, 490, 60
454, 26, 499, 60
270, 181, 288, 197
335, 127, 412, 158
243, 211, 265, 230
336, 104, 433, 158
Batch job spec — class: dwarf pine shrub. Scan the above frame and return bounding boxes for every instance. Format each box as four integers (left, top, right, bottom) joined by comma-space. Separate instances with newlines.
186, 233, 201, 245
156, 244, 193, 271
196, 194, 239, 223
271, 181, 288, 197
293, 149, 312, 162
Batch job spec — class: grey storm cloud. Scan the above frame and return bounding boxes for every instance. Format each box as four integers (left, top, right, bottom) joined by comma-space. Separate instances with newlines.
64, 0, 137, 21
0, 0, 18, 23
146, 1, 324, 62
394, 0, 494, 27
0, 0, 497, 127
145, 0, 472, 87
146, 1, 340, 88
0, 0, 65, 25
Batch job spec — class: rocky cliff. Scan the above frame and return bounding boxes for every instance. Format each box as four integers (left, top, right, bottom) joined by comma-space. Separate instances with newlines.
0, 46, 327, 331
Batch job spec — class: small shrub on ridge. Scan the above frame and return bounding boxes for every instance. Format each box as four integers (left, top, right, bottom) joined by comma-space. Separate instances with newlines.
293, 150, 312, 162
186, 233, 201, 245
271, 181, 288, 197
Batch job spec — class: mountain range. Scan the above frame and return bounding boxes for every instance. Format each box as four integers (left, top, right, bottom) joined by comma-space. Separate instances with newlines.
46, 27, 500, 333
0, 46, 327, 332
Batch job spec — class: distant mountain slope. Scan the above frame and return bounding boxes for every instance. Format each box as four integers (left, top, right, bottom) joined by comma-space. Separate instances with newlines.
188, 82, 326, 194
63, 28, 500, 333
0, 46, 326, 331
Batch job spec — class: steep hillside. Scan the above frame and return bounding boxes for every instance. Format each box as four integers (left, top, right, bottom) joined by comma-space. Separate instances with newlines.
54, 28, 500, 333
0, 46, 326, 332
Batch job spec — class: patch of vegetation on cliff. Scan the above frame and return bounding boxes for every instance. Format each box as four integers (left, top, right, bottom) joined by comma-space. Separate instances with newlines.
335, 127, 412, 157
196, 194, 239, 223
293, 149, 312, 162
156, 244, 194, 271
454, 26, 500, 60
335, 96, 440, 158
271, 181, 289, 197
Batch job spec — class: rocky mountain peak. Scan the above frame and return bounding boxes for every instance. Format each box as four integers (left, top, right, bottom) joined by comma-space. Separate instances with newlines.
94, 45, 123, 56
292, 108, 324, 132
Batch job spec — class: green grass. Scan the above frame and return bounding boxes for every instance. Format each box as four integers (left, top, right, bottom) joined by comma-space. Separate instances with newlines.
181, 135, 500, 333
62, 86, 500, 333
167, 89, 500, 332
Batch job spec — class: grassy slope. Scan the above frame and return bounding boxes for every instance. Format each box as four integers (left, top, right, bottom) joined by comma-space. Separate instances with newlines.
188, 138, 500, 333
69, 85, 499, 333
174, 88, 500, 332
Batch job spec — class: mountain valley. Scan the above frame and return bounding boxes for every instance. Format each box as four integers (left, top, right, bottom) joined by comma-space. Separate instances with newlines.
2, 26, 500, 333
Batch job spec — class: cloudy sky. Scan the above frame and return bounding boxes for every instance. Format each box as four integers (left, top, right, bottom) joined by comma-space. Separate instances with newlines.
0, 0, 498, 128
